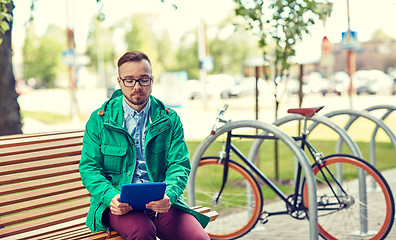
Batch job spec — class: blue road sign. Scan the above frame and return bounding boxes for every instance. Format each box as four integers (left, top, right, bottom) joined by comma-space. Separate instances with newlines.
341, 30, 359, 50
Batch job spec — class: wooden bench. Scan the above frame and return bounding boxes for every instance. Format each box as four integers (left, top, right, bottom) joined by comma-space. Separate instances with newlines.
0, 130, 218, 240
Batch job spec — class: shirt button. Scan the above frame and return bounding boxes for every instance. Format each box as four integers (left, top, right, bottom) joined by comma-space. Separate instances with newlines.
136, 141, 139, 144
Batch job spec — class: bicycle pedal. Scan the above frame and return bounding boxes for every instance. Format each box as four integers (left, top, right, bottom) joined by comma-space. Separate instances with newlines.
259, 211, 269, 224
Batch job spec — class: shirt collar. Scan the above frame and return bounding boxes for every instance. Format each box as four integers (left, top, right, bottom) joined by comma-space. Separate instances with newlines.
122, 98, 151, 118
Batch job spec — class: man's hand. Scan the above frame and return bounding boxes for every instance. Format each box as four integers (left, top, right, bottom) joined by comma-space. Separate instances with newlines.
145, 194, 171, 213
110, 194, 132, 215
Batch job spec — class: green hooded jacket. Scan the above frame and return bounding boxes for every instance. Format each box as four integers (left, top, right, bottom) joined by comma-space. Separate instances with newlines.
79, 89, 210, 232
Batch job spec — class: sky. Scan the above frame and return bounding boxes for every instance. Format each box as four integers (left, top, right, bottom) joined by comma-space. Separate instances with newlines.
11, 0, 396, 63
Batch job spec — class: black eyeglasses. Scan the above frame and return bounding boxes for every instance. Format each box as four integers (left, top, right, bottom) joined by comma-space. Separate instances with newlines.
119, 76, 153, 87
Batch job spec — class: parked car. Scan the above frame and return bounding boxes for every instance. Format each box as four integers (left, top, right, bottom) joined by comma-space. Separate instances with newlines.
321, 71, 350, 96
183, 79, 201, 100
223, 76, 265, 98
206, 74, 236, 99
184, 74, 235, 100
353, 70, 393, 95
289, 72, 327, 95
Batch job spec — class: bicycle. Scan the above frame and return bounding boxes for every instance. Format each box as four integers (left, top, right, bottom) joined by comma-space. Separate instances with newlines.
187, 105, 395, 240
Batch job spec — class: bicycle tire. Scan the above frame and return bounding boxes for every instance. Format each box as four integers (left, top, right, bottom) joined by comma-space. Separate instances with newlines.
302, 154, 395, 240
194, 157, 263, 240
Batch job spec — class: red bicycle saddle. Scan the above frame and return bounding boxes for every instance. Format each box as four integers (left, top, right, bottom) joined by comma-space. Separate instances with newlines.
287, 106, 324, 118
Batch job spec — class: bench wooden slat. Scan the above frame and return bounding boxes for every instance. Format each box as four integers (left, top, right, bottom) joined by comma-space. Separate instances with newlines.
0, 130, 84, 148
1, 218, 86, 240
0, 155, 80, 175
0, 208, 88, 238
0, 164, 79, 185
0, 188, 90, 216
0, 129, 84, 142
1, 198, 90, 226
0, 172, 81, 195
26, 225, 89, 240
191, 206, 210, 214
0, 145, 82, 167
206, 210, 219, 222
88, 231, 123, 240
42, 227, 92, 240
0, 181, 85, 207
0, 137, 83, 156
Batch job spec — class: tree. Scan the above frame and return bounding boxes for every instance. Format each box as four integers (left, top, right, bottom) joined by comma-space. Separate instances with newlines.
209, 15, 261, 75
0, 0, 177, 136
234, 0, 332, 180
371, 28, 394, 41
86, 16, 115, 72
0, 0, 22, 136
234, 0, 332, 115
173, 32, 200, 79
23, 23, 66, 88
124, 14, 158, 64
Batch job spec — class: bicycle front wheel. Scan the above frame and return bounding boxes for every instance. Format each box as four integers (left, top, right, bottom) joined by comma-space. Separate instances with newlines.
194, 157, 263, 240
303, 154, 395, 240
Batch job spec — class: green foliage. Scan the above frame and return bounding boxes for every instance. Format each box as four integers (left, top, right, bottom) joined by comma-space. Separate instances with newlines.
0, 0, 12, 45
209, 15, 261, 74
22, 23, 66, 88
124, 14, 158, 62
371, 28, 394, 41
172, 33, 200, 79
86, 16, 115, 72
234, 0, 333, 77
122, 13, 172, 77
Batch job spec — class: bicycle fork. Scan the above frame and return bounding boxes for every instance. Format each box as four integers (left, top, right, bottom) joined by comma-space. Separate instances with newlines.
213, 131, 233, 205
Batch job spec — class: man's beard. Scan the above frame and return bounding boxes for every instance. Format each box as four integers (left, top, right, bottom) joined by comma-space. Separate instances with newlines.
129, 90, 150, 106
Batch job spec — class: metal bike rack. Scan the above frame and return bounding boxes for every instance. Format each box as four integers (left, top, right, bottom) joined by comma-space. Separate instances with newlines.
247, 114, 372, 237
274, 114, 363, 157
248, 114, 362, 191
321, 108, 396, 167
308, 107, 396, 236
187, 120, 319, 240
364, 105, 396, 169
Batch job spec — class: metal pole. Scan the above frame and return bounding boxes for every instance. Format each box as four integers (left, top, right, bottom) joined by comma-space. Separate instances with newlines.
66, 0, 79, 123
346, 0, 355, 109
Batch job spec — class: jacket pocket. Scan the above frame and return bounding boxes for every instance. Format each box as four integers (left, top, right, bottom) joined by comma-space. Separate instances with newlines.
101, 144, 127, 173
150, 133, 171, 153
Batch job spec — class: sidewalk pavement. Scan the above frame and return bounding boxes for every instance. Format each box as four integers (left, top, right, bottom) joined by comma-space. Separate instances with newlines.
236, 168, 396, 240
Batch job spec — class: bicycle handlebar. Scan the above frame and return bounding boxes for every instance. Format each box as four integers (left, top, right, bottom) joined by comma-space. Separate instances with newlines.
218, 104, 228, 118
210, 104, 229, 135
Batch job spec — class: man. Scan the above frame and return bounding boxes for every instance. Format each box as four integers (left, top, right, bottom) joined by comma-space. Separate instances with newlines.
79, 51, 210, 240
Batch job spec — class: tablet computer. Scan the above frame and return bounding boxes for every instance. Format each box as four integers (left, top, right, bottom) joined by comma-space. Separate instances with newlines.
119, 182, 166, 211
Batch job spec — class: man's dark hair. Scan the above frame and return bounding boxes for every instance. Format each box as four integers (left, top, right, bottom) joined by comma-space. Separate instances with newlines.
117, 51, 151, 67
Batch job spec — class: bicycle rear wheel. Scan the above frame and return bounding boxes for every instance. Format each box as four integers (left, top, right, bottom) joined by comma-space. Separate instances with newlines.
303, 154, 395, 240
194, 157, 263, 240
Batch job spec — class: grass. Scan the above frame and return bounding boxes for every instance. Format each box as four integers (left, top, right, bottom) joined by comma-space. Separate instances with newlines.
187, 138, 396, 205
21, 111, 89, 124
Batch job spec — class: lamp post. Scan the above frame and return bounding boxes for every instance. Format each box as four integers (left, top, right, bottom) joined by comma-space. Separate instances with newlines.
346, 0, 356, 109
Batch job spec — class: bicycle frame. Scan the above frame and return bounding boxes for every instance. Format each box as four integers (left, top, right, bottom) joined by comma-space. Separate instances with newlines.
217, 123, 349, 218
217, 130, 300, 216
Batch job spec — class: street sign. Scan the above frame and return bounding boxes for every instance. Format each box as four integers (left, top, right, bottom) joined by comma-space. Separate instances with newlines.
321, 36, 331, 54
200, 56, 214, 72
341, 30, 359, 50
62, 49, 75, 66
